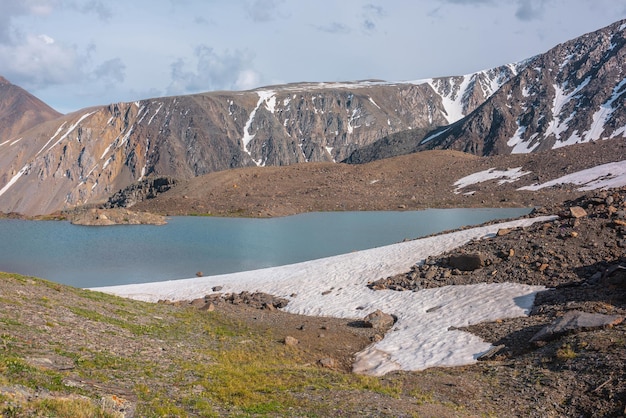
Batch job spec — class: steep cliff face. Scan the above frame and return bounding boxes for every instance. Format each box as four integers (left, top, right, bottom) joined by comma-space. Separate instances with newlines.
0, 70, 516, 215
417, 19, 626, 156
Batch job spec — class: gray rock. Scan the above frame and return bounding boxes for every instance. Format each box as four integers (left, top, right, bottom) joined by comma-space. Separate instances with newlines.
363, 309, 396, 330
530, 310, 624, 344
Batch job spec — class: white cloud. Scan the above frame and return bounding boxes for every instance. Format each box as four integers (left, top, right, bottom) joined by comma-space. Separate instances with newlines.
235, 69, 261, 91
0, 34, 84, 89
167, 45, 260, 94
246, 0, 285, 22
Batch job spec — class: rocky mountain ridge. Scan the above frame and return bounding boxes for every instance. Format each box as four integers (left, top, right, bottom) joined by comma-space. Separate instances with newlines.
0, 19, 624, 215
0, 68, 517, 215
415, 19, 626, 156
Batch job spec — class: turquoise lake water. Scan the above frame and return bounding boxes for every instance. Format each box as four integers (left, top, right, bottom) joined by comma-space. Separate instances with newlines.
0, 208, 530, 288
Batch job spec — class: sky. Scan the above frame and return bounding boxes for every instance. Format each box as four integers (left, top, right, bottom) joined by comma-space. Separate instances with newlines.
2, 0, 626, 114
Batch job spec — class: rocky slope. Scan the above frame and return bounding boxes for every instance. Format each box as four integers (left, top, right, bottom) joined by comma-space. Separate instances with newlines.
0, 70, 517, 215
414, 19, 626, 156
0, 76, 61, 145
129, 138, 626, 217
346, 19, 626, 162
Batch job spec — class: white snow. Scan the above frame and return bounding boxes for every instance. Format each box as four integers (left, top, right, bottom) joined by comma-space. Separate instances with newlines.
583, 77, 626, 142
453, 167, 531, 194
546, 77, 590, 141
611, 125, 626, 138
507, 124, 540, 154
519, 160, 626, 191
347, 107, 361, 134
325, 146, 335, 162
620, 23, 626, 32
36, 122, 67, 156
241, 90, 275, 164
100, 143, 113, 160
117, 126, 134, 149
0, 165, 29, 198
368, 97, 381, 109
148, 103, 163, 125
429, 76, 471, 123
40, 112, 95, 155
420, 126, 452, 145
0, 140, 9, 147
265, 95, 277, 113
93, 215, 554, 375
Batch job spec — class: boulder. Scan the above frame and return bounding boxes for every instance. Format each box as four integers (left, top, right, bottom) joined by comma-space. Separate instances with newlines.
363, 309, 396, 330
568, 206, 588, 219
448, 253, 485, 271
284, 336, 299, 346
530, 310, 624, 344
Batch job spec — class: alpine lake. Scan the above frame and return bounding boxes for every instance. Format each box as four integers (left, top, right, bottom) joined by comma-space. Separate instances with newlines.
0, 208, 531, 288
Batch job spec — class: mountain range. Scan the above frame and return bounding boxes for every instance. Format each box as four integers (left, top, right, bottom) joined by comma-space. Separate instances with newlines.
0, 19, 624, 216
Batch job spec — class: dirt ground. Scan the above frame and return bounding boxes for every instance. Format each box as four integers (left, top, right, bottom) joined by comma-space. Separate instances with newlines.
133, 139, 626, 218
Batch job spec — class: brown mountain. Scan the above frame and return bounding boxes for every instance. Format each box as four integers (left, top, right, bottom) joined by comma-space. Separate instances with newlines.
0, 76, 61, 144
0, 20, 625, 216
0, 68, 515, 215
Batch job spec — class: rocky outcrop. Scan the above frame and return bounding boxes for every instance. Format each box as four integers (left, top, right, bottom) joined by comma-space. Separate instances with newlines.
105, 176, 178, 208
68, 208, 166, 226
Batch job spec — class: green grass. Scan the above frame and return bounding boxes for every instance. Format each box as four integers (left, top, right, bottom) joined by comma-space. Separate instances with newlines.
0, 271, 431, 416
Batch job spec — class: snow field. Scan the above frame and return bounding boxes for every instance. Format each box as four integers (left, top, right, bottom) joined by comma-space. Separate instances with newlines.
93, 215, 555, 375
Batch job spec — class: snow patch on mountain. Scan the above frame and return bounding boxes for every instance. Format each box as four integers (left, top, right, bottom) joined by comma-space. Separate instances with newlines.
0, 165, 30, 198
583, 77, 626, 141
519, 160, 626, 191
453, 167, 531, 194
241, 90, 275, 165
546, 77, 590, 142
508, 125, 540, 154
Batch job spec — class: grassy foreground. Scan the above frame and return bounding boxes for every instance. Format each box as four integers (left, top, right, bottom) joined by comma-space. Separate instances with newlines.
0, 272, 447, 417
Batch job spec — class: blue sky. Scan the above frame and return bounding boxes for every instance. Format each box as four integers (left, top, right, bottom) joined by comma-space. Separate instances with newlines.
1, 0, 625, 113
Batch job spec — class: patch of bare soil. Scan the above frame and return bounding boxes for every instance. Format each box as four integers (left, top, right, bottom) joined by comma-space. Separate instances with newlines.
133, 139, 626, 218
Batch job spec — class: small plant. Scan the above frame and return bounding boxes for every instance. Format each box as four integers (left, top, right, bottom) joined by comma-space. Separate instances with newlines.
556, 344, 577, 360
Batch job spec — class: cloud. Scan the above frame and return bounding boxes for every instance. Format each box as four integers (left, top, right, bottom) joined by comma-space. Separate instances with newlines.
361, 3, 387, 33
0, 0, 56, 42
93, 58, 126, 85
167, 45, 261, 94
0, 33, 85, 89
246, 0, 284, 22
439, 0, 493, 4
65, 0, 113, 21
515, 0, 546, 21
314, 22, 351, 34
